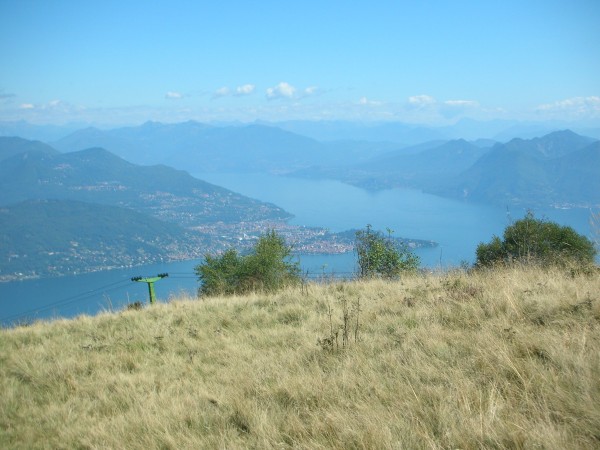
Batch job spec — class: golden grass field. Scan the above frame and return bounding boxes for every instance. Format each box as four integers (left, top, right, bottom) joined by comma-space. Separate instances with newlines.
1, 266, 599, 449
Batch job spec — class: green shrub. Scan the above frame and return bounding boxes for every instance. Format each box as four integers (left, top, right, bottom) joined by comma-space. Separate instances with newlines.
476, 212, 596, 268
355, 225, 420, 279
195, 230, 300, 296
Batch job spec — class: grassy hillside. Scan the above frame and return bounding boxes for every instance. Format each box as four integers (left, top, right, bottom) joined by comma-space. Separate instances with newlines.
1, 267, 599, 449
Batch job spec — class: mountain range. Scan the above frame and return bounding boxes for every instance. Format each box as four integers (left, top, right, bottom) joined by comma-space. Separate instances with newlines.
3, 118, 599, 145
433, 130, 600, 206
292, 129, 599, 208
272, 118, 600, 143
0, 138, 289, 225
52, 121, 398, 173
48, 120, 600, 209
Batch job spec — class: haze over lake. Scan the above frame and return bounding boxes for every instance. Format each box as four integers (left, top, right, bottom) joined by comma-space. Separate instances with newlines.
1, 173, 593, 326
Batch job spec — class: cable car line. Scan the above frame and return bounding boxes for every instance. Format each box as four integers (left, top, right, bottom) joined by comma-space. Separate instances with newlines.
1, 279, 131, 323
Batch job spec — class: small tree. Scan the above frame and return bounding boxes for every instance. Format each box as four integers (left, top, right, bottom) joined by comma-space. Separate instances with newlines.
591, 210, 600, 252
196, 249, 242, 296
239, 230, 301, 292
355, 225, 420, 279
195, 230, 300, 297
476, 211, 596, 268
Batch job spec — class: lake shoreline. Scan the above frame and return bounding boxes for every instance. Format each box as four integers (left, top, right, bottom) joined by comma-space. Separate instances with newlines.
1, 174, 593, 326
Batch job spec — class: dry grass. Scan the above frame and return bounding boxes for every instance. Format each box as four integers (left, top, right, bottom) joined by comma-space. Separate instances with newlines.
1, 266, 600, 449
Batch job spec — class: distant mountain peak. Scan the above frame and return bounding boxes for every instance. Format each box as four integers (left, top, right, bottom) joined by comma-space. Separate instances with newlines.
140, 120, 162, 129
0, 136, 60, 162
498, 129, 597, 159
543, 129, 580, 138
533, 129, 596, 158
72, 146, 124, 159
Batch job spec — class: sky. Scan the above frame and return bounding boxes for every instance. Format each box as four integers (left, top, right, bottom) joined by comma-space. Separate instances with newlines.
1, 0, 599, 126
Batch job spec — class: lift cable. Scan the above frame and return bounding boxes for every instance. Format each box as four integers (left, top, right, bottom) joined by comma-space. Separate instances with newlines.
1, 278, 131, 324
2, 270, 356, 325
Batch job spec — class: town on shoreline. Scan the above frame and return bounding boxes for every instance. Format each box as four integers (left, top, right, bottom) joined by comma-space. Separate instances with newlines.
1, 221, 437, 282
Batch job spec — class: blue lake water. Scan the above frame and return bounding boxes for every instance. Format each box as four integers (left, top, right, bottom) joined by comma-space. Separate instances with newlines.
1, 173, 595, 326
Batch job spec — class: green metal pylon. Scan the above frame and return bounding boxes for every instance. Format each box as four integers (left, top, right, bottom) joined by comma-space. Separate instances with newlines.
131, 273, 168, 304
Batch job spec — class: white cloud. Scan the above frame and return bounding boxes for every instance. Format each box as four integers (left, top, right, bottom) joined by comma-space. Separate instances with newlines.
165, 91, 183, 99
304, 86, 318, 96
235, 84, 255, 96
408, 94, 436, 107
444, 100, 479, 107
535, 96, 600, 117
212, 86, 230, 99
266, 82, 296, 100
42, 100, 78, 112
19, 103, 35, 109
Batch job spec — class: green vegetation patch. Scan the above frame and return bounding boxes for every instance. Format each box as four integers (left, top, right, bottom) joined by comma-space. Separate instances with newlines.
476, 211, 597, 268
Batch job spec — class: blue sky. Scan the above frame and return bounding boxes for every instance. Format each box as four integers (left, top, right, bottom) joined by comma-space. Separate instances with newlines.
1, 0, 599, 125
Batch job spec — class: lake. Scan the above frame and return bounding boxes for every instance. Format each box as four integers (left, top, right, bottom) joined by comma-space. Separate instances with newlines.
1, 173, 595, 326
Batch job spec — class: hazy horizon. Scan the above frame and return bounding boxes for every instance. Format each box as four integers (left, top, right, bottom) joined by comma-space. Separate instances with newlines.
1, 1, 599, 127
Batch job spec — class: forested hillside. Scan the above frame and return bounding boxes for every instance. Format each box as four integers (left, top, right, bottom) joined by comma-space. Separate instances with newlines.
0, 199, 207, 279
